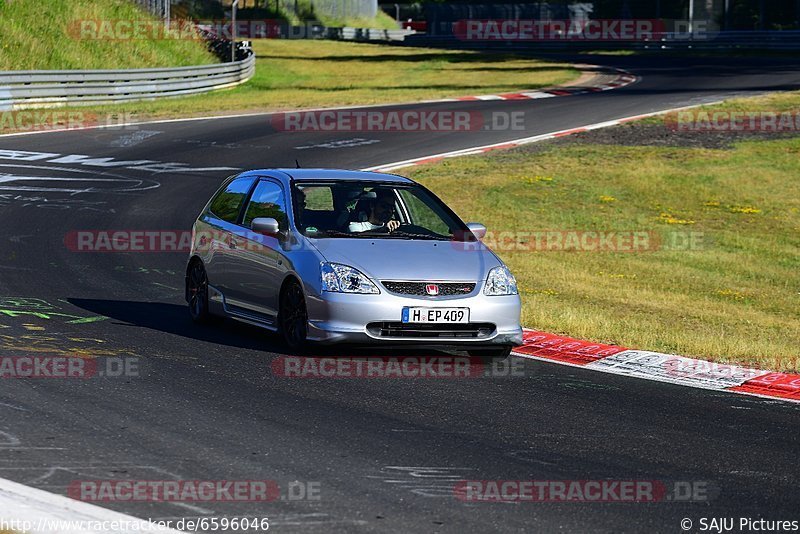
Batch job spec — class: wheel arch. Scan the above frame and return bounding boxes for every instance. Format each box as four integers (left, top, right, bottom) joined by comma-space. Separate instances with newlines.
279, 273, 304, 299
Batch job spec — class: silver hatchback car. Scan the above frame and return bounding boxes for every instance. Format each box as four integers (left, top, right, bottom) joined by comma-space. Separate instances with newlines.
185, 169, 522, 358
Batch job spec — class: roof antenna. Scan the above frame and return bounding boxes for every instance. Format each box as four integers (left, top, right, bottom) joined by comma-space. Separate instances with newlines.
295, 159, 301, 169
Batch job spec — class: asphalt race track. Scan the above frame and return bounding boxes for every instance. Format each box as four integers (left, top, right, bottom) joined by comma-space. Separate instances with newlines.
1, 54, 800, 532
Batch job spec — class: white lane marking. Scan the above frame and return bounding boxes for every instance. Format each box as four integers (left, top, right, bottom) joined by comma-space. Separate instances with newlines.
0, 431, 21, 446
295, 138, 380, 150
0, 476, 184, 533
0, 402, 29, 412
170, 502, 214, 515
363, 101, 725, 172
109, 130, 162, 148
0, 174, 161, 194
0, 149, 238, 173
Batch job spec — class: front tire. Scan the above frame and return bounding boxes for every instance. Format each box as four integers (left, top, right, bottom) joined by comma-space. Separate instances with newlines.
279, 280, 308, 353
187, 261, 211, 324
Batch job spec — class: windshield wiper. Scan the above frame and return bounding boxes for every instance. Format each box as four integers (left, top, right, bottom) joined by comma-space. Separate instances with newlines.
306, 229, 450, 241
380, 231, 450, 241
305, 230, 371, 239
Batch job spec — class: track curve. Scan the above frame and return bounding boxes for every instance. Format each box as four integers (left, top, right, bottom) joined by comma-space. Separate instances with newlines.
1, 54, 800, 532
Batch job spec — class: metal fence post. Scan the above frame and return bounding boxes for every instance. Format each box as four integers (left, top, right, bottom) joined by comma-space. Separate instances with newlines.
232, 0, 240, 63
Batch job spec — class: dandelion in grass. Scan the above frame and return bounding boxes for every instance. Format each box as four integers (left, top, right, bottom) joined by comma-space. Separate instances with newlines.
525, 175, 554, 184
729, 206, 761, 214
716, 289, 748, 301
599, 195, 616, 203
658, 213, 695, 225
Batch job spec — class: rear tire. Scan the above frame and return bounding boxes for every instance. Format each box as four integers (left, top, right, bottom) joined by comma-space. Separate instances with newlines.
187, 261, 211, 324
279, 280, 308, 353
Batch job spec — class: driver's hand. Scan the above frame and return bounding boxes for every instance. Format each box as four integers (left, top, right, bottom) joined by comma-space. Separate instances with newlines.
387, 220, 400, 232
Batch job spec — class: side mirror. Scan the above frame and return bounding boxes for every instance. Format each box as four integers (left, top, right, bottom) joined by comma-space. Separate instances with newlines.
466, 222, 487, 240
251, 217, 280, 236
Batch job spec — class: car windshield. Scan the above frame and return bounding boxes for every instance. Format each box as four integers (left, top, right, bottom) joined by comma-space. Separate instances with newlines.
291, 181, 471, 240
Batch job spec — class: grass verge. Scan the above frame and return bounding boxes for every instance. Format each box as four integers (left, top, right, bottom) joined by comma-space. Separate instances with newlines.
309, 10, 400, 30
407, 92, 800, 371
0, 40, 578, 131
0, 0, 216, 70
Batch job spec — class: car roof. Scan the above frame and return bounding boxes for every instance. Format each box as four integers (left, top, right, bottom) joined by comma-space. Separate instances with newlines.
240, 168, 414, 184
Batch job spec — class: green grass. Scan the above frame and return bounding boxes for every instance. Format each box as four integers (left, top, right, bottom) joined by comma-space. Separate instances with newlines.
278, 0, 400, 29
315, 10, 400, 30
0, 0, 216, 70
406, 95, 800, 371
686, 89, 800, 114
7, 40, 577, 125
639, 89, 800, 126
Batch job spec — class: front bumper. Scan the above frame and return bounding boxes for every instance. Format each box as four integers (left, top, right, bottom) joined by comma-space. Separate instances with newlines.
305, 289, 522, 346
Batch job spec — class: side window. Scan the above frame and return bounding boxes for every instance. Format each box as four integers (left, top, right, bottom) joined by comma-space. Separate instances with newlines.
398, 189, 451, 236
243, 180, 288, 230
299, 186, 334, 210
208, 177, 255, 223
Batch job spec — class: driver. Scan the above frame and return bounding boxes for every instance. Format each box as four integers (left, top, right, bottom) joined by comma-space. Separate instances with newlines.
292, 186, 307, 230
349, 189, 400, 233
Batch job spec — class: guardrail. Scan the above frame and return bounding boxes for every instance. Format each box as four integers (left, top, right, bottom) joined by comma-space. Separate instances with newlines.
645, 30, 800, 51
335, 27, 413, 41
0, 54, 255, 111
197, 21, 413, 42
404, 30, 800, 51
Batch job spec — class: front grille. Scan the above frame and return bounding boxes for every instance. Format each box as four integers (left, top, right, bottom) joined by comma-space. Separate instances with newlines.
367, 322, 495, 339
381, 281, 476, 296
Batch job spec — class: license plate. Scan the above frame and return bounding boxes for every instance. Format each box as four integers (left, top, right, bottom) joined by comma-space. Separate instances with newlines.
401, 307, 469, 324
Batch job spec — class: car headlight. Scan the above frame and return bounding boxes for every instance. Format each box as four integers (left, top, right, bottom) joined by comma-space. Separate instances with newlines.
321, 262, 380, 294
483, 265, 518, 296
